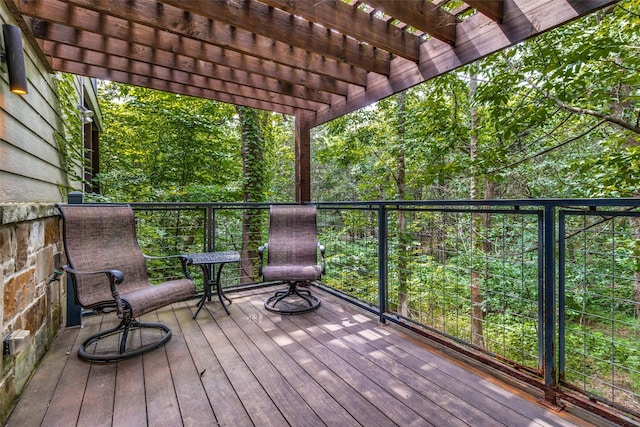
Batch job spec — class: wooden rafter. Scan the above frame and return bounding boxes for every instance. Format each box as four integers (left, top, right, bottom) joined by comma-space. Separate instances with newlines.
18, 0, 370, 85
363, 0, 459, 45
43, 40, 327, 111
465, 1, 504, 23
311, 0, 619, 126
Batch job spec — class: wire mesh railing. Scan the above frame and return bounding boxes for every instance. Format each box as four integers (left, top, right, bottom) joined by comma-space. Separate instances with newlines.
559, 207, 640, 418
81, 199, 640, 422
130, 203, 271, 292
385, 206, 543, 371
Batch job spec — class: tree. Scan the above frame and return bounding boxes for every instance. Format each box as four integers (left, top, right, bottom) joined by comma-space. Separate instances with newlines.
237, 106, 268, 283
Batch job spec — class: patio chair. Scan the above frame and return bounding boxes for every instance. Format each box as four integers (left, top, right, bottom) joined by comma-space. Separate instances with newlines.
258, 205, 325, 314
57, 204, 196, 363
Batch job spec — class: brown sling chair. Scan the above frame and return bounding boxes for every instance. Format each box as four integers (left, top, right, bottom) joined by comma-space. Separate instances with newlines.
258, 205, 325, 314
58, 204, 196, 362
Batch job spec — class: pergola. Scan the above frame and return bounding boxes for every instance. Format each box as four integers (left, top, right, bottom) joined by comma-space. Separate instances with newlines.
7, 0, 618, 201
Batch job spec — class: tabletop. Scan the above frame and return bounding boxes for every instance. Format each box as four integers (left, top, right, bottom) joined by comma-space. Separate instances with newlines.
187, 251, 240, 265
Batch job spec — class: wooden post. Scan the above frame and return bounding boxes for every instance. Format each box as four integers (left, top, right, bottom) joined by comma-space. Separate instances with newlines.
295, 110, 312, 203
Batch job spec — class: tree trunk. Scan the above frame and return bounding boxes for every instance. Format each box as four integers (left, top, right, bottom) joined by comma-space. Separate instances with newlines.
237, 106, 267, 284
469, 71, 485, 349
631, 193, 640, 324
395, 93, 410, 317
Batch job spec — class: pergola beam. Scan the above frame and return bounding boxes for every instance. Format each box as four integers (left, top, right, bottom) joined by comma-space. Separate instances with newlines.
43, 41, 325, 112
295, 111, 313, 203
16, 0, 370, 86
465, 1, 505, 23
31, 19, 354, 97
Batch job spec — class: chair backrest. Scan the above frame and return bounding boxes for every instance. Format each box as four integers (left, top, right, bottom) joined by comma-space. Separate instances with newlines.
267, 205, 318, 267
58, 204, 149, 309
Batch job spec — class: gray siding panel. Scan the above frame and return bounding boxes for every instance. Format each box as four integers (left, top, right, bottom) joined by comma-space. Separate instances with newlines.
1, 2, 68, 203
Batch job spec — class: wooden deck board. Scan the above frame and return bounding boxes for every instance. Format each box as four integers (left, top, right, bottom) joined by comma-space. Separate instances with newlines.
141, 310, 182, 427
286, 303, 467, 426
215, 303, 324, 426
6, 287, 604, 427
37, 314, 101, 427
197, 300, 288, 426
175, 301, 253, 427
232, 292, 365, 426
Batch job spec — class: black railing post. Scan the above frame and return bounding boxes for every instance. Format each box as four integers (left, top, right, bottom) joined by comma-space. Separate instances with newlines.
543, 203, 557, 403
207, 205, 216, 252
378, 204, 388, 323
558, 210, 566, 382
537, 211, 544, 372
65, 191, 83, 327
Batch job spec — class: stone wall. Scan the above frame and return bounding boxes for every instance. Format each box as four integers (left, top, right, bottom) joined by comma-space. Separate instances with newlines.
0, 204, 65, 422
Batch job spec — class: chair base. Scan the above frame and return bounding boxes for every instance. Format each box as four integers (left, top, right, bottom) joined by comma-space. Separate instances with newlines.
264, 281, 321, 314
78, 318, 171, 363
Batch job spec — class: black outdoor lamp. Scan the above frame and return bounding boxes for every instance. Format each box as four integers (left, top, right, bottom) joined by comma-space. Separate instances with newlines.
2, 24, 28, 95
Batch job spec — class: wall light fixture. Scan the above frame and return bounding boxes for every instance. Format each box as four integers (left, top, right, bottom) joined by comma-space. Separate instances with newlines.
2, 24, 28, 95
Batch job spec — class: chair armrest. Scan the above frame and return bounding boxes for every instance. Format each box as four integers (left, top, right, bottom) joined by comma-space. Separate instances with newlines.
258, 244, 267, 277
62, 265, 124, 284
62, 265, 125, 313
318, 243, 326, 275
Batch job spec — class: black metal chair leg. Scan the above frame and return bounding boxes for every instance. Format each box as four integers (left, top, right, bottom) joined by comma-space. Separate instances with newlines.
78, 318, 171, 363
264, 281, 321, 315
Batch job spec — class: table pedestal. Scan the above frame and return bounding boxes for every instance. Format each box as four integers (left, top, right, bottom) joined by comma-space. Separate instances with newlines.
188, 251, 240, 318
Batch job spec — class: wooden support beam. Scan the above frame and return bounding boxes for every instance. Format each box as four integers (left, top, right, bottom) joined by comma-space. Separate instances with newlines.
43, 41, 325, 111
465, 1, 504, 23
36, 25, 332, 105
29, 18, 354, 96
295, 111, 313, 203
52, 58, 299, 115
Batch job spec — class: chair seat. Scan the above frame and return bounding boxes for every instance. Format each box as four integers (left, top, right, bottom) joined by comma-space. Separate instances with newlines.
122, 278, 196, 318
262, 265, 322, 282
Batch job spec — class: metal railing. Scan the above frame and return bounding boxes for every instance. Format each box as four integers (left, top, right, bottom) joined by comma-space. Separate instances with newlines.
120, 199, 640, 422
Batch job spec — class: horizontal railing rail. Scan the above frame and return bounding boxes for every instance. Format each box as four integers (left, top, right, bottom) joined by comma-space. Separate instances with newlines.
73, 199, 640, 423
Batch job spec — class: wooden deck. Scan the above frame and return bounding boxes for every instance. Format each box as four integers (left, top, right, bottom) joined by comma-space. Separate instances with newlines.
6, 287, 607, 427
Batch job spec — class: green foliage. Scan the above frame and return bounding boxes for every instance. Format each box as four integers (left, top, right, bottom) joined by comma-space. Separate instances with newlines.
97, 83, 242, 202
54, 73, 85, 192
